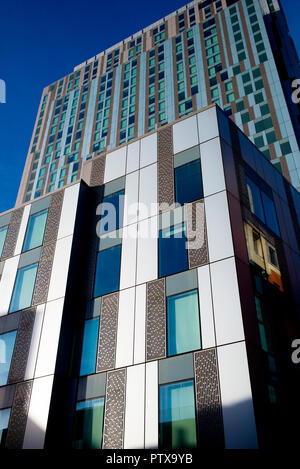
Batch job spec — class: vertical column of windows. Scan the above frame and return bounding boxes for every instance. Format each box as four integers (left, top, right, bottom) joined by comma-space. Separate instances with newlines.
119, 59, 138, 144
93, 72, 113, 153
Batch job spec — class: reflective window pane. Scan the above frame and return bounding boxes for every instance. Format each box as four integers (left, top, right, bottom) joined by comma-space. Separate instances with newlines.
72, 398, 105, 449
0, 226, 8, 257
167, 290, 201, 356
159, 224, 188, 278
0, 331, 17, 385
80, 318, 99, 376
9, 263, 38, 313
159, 380, 197, 448
261, 192, 280, 236
0, 408, 11, 447
175, 160, 203, 205
23, 210, 48, 252
93, 245, 121, 298
99, 190, 125, 235
246, 176, 265, 223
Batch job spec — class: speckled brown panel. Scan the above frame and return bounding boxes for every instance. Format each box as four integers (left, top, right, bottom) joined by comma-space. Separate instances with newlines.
32, 242, 56, 305
158, 126, 175, 208
96, 293, 119, 372
186, 200, 209, 268
102, 368, 126, 449
5, 381, 33, 449
90, 155, 106, 187
194, 349, 224, 449
7, 309, 36, 384
43, 191, 64, 244
146, 278, 166, 361
1, 208, 24, 260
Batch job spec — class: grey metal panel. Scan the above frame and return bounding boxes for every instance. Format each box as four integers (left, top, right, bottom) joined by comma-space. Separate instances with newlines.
194, 349, 224, 448
30, 196, 51, 215
18, 247, 42, 269
186, 200, 209, 268
102, 368, 126, 449
96, 293, 119, 372
0, 384, 16, 410
32, 242, 56, 305
1, 208, 24, 259
7, 308, 36, 384
77, 372, 107, 401
146, 279, 166, 361
5, 380, 33, 449
0, 213, 11, 228
103, 176, 125, 196
166, 269, 198, 297
174, 145, 200, 168
43, 190, 64, 244
159, 353, 194, 384
0, 311, 21, 334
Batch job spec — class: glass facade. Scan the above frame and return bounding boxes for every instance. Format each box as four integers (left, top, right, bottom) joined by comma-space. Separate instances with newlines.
174, 160, 203, 205
99, 190, 125, 235
159, 224, 188, 278
159, 380, 197, 448
0, 226, 8, 257
72, 398, 105, 449
80, 318, 99, 376
22, 210, 48, 252
0, 331, 17, 386
9, 263, 38, 313
167, 290, 201, 356
0, 408, 11, 447
93, 244, 121, 297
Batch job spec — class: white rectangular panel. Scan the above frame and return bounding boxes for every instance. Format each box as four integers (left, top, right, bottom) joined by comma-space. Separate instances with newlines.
47, 235, 73, 302
127, 140, 140, 174
124, 364, 145, 449
136, 216, 158, 285
119, 224, 137, 290
14, 204, 31, 255
0, 256, 19, 317
123, 171, 139, 227
115, 288, 135, 368
24, 303, 45, 380
200, 137, 226, 197
138, 164, 157, 221
23, 375, 54, 449
205, 191, 234, 263
173, 115, 199, 154
145, 361, 158, 449
134, 284, 146, 364
140, 133, 157, 168
57, 184, 80, 239
35, 297, 64, 377
217, 342, 258, 449
104, 147, 127, 183
210, 257, 245, 345
197, 106, 219, 143
197, 265, 215, 349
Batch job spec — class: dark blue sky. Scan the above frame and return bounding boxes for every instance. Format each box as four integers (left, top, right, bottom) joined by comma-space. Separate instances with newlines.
0, 0, 299, 213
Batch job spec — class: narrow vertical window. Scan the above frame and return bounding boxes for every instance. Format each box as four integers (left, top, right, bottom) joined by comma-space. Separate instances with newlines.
0, 330, 17, 385
0, 408, 11, 447
23, 210, 48, 252
72, 398, 105, 449
9, 263, 38, 313
174, 159, 203, 205
0, 226, 8, 257
159, 223, 188, 278
93, 245, 122, 297
80, 318, 100, 376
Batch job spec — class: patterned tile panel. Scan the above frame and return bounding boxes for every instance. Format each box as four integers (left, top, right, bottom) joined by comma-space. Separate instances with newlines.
5, 381, 33, 449
194, 349, 224, 449
43, 191, 64, 244
158, 127, 175, 209
186, 200, 209, 268
146, 278, 166, 361
102, 368, 126, 449
7, 308, 36, 384
32, 242, 56, 305
1, 208, 24, 260
90, 155, 106, 187
96, 293, 119, 372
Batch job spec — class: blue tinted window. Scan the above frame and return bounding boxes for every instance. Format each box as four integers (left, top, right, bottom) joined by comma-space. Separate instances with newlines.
72, 398, 105, 449
23, 210, 48, 252
99, 190, 125, 235
0, 331, 17, 385
0, 226, 8, 257
167, 290, 201, 356
174, 160, 203, 205
80, 318, 99, 376
94, 245, 121, 298
0, 408, 11, 446
159, 380, 197, 448
246, 176, 265, 222
159, 224, 188, 278
9, 263, 38, 313
261, 192, 280, 236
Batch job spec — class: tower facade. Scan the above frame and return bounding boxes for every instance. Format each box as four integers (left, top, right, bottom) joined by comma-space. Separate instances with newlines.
17, 0, 300, 207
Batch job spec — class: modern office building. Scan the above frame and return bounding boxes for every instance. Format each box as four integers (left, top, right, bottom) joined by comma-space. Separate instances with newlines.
0, 105, 300, 449
16, 0, 300, 209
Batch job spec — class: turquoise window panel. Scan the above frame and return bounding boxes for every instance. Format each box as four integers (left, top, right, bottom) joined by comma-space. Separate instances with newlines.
167, 289, 201, 356
0, 331, 17, 386
80, 318, 100, 376
9, 263, 38, 313
72, 398, 105, 449
159, 380, 197, 448
0, 226, 8, 257
23, 210, 48, 252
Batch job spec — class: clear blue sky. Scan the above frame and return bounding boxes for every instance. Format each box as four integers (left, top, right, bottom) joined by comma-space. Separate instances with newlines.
0, 0, 299, 213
